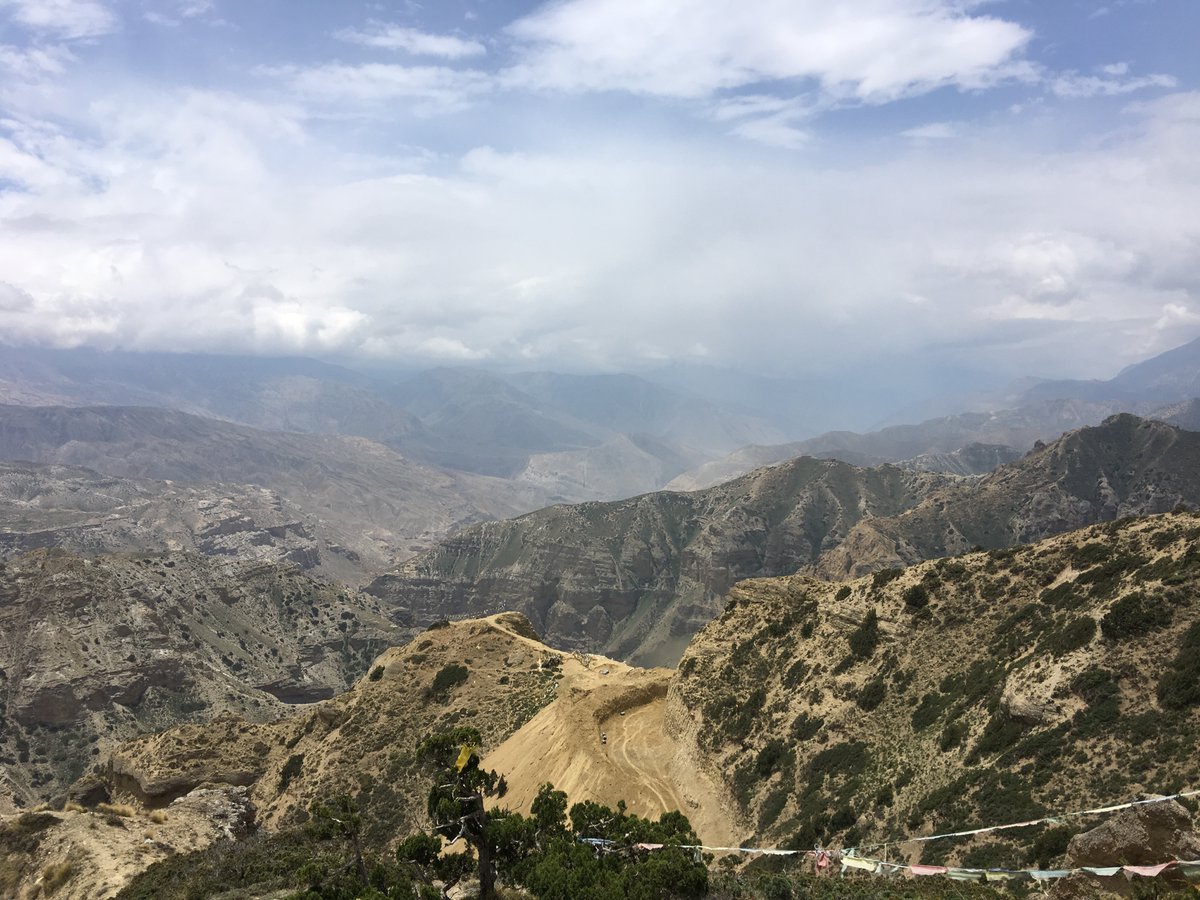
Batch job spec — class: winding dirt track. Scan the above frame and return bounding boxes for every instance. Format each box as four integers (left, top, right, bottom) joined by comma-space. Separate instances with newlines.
604, 699, 682, 814
481, 619, 738, 846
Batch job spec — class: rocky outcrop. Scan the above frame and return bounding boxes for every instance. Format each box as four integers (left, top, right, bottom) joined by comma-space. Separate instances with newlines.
1068, 799, 1200, 867
1052, 800, 1200, 897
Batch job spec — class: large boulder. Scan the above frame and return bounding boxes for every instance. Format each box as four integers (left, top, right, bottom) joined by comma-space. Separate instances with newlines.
1068, 799, 1200, 867
1052, 799, 1200, 898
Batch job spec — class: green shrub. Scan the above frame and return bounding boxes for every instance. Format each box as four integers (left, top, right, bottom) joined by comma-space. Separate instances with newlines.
847, 610, 880, 660
834, 586, 851, 602
1069, 542, 1109, 568
872, 568, 904, 588
783, 659, 809, 688
902, 584, 929, 611
807, 741, 869, 784
973, 710, 1025, 756
1100, 593, 1171, 641
1029, 825, 1075, 869
1076, 553, 1149, 597
279, 754, 304, 791
369, 665, 385, 682
1040, 616, 1096, 657
939, 719, 967, 752
790, 713, 824, 742
758, 786, 790, 830
755, 740, 793, 778
425, 664, 469, 700
1158, 622, 1200, 710
911, 692, 950, 730
856, 678, 886, 712
1040, 582, 1083, 610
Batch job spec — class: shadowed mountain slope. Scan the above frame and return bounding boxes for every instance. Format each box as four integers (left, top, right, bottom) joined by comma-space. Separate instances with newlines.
815, 414, 1200, 579
1154, 397, 1200, 431
368, 459, 953, 666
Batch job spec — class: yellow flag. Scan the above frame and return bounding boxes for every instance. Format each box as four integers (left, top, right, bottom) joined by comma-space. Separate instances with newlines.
455, 744, 476, 773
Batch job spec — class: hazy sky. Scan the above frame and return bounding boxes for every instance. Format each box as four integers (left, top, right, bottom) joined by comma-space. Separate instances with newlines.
1, 0, 1198, 383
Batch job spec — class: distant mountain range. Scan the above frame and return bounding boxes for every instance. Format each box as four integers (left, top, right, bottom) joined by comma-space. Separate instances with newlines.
667, 336, 1200, 491
0, 404, 549, 581
369, 416, 1200, 665
0, 348, 785, 502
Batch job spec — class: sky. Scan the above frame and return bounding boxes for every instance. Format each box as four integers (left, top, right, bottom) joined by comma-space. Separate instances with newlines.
1, 0, 1199, 387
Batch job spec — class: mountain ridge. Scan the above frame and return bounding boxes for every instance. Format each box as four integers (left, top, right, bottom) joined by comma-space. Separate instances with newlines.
370, 416, 1200, 665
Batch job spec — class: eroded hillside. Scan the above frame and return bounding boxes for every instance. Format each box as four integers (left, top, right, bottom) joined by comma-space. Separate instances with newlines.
0, 615, 563, 898
672, 511, 1200, 870
369, 457, 950, 666
0, 549, 401, 812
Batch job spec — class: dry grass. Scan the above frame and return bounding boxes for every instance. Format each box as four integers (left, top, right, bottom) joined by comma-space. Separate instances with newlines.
147, 810, 168, 824
61, 801, 85, 813
41, 860, 73, 895
95, 802, 135, 818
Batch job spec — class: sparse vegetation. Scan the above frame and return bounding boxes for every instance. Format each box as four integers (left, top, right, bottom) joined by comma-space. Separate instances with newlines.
95, 802, 135, 818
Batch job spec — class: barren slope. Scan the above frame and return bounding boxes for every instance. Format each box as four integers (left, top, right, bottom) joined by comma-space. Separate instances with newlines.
482, 643, 739, 845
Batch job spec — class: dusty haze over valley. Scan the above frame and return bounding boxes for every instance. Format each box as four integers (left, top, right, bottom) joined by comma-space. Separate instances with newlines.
1, 1, 1200, 898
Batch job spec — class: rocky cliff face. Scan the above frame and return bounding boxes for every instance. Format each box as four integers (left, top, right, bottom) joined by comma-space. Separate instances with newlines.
671, 511, 1200, 868
0, 549, 402, 812
369, 458, 952, 666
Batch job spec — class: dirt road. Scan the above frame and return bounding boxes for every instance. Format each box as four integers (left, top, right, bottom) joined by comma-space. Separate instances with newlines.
481, 628, 738, 846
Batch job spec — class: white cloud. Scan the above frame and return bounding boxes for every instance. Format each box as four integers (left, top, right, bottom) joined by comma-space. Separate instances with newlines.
901, 121, 957, 140
335, 22, 486, 59
1101, 61, 1129, 76
0, 43, 75, 80
1, 79, 1200, 379
266, 63, 491, 115
0, 0, 116, 40
504, 0, 1033, 103
144, 1, 219, 27
1051, 71, 1176, 98
729, 115, 810, 150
